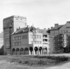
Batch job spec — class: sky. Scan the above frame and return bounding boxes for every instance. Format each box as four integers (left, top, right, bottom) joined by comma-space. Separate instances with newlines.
1, 0, 70, 32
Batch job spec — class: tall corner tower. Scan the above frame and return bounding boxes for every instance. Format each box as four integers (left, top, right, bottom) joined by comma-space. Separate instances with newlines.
3, 15, 27, 54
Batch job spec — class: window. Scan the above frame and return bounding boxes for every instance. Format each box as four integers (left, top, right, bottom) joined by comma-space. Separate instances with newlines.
43, 35, 47, 37
14, 42, 21, 46
36, 35, 41, 38
66, 27, 70, 28
43, 39, 48, 42
40, 36, 41, 38
39, 41, 41, 44
22, 35, 27, 39
14, 37, 18, 40
18, 42, 21, 45
43, 43, 48, 44
31, 41, 33, 43
18, 36, 21, 40
38, 35, 41, 38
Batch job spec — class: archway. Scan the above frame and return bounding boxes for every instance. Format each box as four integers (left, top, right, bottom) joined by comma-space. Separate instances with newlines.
44, 47, 47, 54
42, 47, 47, 54
20, 48, 24, 55
16, 48, 19, 55
12, 48, 15, 55
29, 47, 33, 55
25, 47, 29, 54
34, 47, 38, 55
45, 47, 47, 50
39, 47, 42, 54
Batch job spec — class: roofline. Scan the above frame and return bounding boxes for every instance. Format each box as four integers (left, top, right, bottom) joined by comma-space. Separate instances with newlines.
50, 25, 63, 31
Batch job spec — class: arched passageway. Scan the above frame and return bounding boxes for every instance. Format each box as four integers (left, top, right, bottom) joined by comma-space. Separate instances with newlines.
29, 47, 33, 55
25, 47, 29, 55
16, 48, 19, 55
12, 48, 15, 55
20, 48, 24, 55
39, 47, 42, 54
34, 47, 38, 55
42, 47, 47, 54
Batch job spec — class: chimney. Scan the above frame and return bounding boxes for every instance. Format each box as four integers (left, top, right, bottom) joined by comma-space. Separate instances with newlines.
67, 21, 70, 23
55, 23, 59, 27
51, 27, 53, 29
44, 28, 46, 30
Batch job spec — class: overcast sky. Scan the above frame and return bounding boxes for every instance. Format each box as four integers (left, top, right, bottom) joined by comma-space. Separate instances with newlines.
0, 0, 70, 32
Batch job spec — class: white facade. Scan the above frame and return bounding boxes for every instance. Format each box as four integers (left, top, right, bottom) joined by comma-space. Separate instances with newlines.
13, 16, 27, 32
28, 28, 50, 55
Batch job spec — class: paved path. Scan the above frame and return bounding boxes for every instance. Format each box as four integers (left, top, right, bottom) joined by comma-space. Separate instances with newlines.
46, 62, 70, 69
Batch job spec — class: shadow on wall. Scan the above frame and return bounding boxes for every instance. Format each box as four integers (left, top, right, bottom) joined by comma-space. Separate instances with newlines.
0, 45, 4, 55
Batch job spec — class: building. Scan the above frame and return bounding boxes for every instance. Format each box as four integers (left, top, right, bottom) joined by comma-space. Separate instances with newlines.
3, 15, 70, 55
49, 24, 63, 53
3, 15, 27, 54
0, 32, 3, 48
59, 21, 70, 53
3, 15, 50, 55
11, 26, 50, 55
4, 15, 70, 55
49, 21, 70, 53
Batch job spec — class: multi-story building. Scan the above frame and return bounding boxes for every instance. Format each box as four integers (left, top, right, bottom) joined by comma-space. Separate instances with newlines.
3, 15, 50, 55
11, 27, 50, 55
3, 15, 27, 54
50, 21, 70, 53
49, 24, 63, 53
59, 21, 70, 53
4, 15, 70, 55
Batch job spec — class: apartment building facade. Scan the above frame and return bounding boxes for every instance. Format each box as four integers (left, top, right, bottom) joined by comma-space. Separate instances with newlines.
3, 15, 50, 55
11, 27, 50, 55
50, 21, 70, 53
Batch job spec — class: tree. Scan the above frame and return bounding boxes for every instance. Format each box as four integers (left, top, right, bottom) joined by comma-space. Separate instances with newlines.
53, 34, 64, 53
65, 35, 70, 53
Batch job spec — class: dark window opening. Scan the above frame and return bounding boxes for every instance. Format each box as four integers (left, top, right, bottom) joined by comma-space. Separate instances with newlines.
43, 35, 47, 37
43, 39, 48, 41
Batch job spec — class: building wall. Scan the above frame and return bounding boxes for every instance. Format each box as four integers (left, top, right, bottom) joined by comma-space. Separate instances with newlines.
43, 32, 50, 53
28, 29, 50, 54
11, 28, 50, 55
13, 16, 27, 32
12, 32, 29, 49
28, 31, 43, 46
49, 29, 60, 53
49, 22, 70, 53
3, 16, 13, 54
3, 16, 27, 54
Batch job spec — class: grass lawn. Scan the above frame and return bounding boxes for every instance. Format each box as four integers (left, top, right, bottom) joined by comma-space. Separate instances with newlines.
0, 55, 70, 69
8, 55, 70, 67
0, 55, 69, 69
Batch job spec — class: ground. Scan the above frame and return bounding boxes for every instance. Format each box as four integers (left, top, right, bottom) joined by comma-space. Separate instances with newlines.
0, 54, 70, 69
